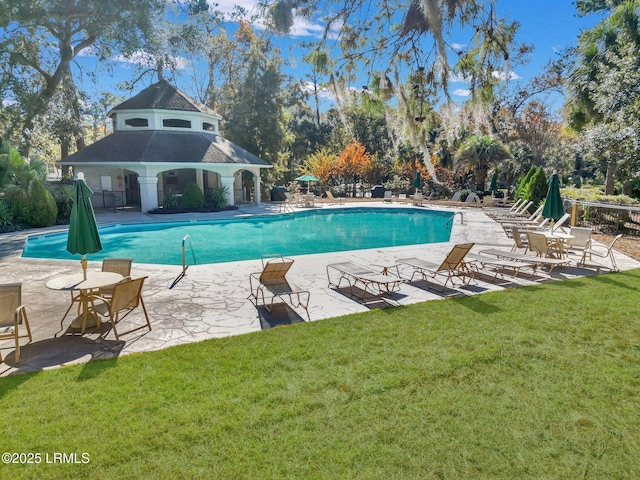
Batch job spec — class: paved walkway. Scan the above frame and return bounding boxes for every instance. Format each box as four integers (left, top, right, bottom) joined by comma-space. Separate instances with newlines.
1, 201, 638, 376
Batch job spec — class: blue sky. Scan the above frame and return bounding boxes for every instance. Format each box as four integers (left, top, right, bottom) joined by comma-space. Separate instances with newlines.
76, 1, 606, 113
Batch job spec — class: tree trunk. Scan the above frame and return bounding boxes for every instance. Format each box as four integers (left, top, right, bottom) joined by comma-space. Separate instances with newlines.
314, 82, 321, 126
605, 159, 617, 195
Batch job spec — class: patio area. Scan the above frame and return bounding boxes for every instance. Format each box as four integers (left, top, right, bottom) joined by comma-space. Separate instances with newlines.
2, 201, 638, 376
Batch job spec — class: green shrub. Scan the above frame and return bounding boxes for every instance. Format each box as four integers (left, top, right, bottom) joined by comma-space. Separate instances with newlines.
52, 183, 74, 223
12, 182, 57, 227
207, 186, 228, 210
0, 199, 13, 228
562, 186, 640, 205
458, 189, 472, 202
163, 190, 179, 210
383, 175, 410, 194
522, 167, 548, 212
181, 182, 205, 209
514, 165, 537, 201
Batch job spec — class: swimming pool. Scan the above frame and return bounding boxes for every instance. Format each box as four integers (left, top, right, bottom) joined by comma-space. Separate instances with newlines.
22, 207, 455, 265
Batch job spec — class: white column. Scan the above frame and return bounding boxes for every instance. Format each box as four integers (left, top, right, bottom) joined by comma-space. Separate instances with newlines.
157, 173, 164, 206
138, 175, 159, 212
253, 171, 261, 204
220, 175, 235, 206
196, 169, 204, 191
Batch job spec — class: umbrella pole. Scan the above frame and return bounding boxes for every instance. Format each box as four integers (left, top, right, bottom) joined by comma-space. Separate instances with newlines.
81, 254, 87, 280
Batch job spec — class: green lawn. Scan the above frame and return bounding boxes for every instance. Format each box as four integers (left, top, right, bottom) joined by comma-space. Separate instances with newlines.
2, 269, 640, 479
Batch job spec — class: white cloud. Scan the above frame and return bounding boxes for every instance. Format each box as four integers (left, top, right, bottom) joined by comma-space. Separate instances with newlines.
301, 81, 336, 100
2, 98, 18, 107
492, 70, 521, 81
453, 89, 471, 97
288, 16, 327, 38
451, 43, 466, 51
449, 72, 471, 83
112, 50, 190, 70
210, 0, 327, 38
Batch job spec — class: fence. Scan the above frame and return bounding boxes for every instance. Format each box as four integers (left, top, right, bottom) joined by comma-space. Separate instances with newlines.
570, 200, 640, 237
91, 191, 125, 212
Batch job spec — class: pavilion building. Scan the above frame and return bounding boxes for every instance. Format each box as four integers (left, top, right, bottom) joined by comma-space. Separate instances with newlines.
58, 79, 271, 212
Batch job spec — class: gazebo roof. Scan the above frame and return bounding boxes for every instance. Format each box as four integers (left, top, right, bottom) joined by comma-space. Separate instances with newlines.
108, 79, 220, 118
58, 130, 270, 167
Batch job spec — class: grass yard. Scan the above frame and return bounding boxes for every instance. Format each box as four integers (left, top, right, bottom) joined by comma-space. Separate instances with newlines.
2, 269, 640, 479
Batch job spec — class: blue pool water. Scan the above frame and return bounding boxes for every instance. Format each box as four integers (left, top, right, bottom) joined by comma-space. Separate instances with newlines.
22, 207, 454, 265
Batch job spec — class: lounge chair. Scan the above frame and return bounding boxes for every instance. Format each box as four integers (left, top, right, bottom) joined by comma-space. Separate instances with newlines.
272, 192, 294, 213
466, 252, 537, 278
383, 191, 393, 203
396, 243, 474, 291
489, 200, 534, 219
578, 234, 623, 271
493, 204, 543, 223
479, 247, 571, 274
464, 193, 480, 204
249, 255, 310, 320
292, 193, 306, 207
507, 198, 523, 212
412, 192, 424, 206
550, 213, 571, 233
326, 261, 404, 303
450, 191, 462, 202
280, 193, 296, 212
325, 191, 345, 205
90, 277, 152, 340
0, 283, 32, 363
565, 227, 592, 255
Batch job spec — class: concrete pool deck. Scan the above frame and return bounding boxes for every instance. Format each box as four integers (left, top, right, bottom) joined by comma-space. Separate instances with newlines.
1, 201, 638, 376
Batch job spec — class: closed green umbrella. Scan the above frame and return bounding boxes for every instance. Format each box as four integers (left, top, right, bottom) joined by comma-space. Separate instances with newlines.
489, 171, 498, 195
542, 171, 564, 222
412, 171, 421, 192
67, 173, 102, 280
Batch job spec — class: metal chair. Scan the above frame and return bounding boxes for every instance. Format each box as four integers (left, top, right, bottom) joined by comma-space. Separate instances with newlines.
99, 258, 133, 299
0, 283, 32, 363
90, 277, 151, 340
579, 234, 623, 271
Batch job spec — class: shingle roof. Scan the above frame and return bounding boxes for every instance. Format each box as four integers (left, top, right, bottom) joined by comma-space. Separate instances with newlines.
108, 79, 219, 117
58, 130, 269, 167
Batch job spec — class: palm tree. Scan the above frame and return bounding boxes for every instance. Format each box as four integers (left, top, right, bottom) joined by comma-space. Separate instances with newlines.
454, 135, 511, 191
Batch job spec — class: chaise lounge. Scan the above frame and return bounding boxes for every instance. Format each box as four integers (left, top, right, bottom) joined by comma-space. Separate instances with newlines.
396, 243, 474, 292
326, 261, 404, 304
249, 255, 311, 320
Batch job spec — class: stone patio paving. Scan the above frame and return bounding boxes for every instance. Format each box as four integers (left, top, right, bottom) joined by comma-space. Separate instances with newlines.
1, 201, 638, 376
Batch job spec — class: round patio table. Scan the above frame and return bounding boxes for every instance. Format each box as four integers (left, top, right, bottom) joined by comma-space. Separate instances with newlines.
542, 231, 575, 259
46, 272, 123, 334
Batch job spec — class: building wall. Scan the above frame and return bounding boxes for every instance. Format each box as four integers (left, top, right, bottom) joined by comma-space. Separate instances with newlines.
74, 166, 127, 209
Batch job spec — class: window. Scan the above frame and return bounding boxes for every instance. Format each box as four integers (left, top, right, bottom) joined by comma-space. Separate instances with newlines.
163, 118, 191, 129
124, 117, 149, 127
202, 122, 216, 132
